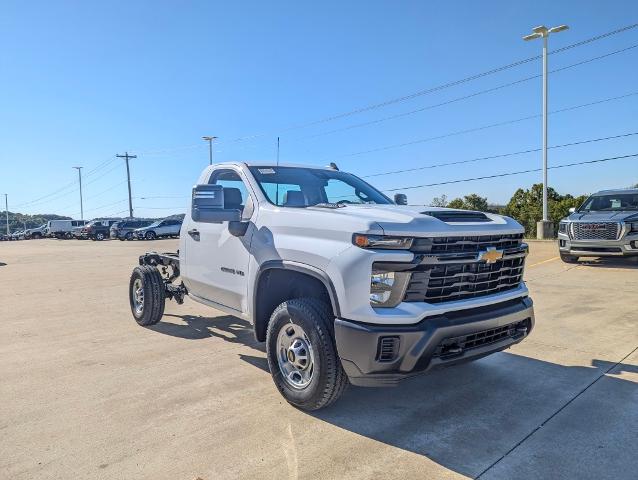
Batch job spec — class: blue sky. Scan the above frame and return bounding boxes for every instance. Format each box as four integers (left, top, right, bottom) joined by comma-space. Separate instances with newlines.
1, 0, 637, 219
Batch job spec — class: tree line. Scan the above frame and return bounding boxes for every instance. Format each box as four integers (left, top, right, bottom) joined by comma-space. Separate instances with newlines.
430, 182, 638, 238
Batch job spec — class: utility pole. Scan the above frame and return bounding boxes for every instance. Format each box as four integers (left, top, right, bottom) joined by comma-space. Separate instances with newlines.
202, 136, 217, 165
523, 24, 569, 239
116, 152, 137, 218
73, 166, 84, 219
4, 194, 8, 235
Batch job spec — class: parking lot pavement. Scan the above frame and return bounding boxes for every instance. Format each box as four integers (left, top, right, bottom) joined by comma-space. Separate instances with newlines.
1, 239, 636, 480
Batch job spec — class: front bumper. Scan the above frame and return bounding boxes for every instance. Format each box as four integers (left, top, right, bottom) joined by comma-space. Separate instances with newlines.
558, 233, 638, 257
335, 297, 534, 387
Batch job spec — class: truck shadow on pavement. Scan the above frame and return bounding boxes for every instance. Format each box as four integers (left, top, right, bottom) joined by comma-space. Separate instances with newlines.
578, 257, 638, 269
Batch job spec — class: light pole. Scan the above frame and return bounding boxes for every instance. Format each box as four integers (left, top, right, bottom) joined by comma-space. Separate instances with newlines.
73, 166, 84, 219
202, 136, 217, 165
523, 24, 569, 239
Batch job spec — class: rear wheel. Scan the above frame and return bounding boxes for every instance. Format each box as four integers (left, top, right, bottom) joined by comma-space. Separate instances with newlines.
125, 232, 134, 241
64, 232, 73, 239
266, 298, 347, 411
145, 231, 156, 241
560, 253, 579, 263
129, 265, 165, 326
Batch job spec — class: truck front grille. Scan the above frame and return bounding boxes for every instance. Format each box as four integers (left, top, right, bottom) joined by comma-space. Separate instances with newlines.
411, 233, 523, 254
404, 257, 524, 303
570, 222, 620, 240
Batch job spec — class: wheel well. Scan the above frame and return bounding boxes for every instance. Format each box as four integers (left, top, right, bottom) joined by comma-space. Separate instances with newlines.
254, 268, 332, 342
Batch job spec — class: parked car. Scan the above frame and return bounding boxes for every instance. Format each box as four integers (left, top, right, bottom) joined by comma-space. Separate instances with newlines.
127, 161, 534, 410
110, 219, 153, 240
10, 230, 25, 240
82, 219, 120, 241
134, 218, 182, 240
558, 188, 638, 262
24, 224, 47, 239
45, 219, 86, 239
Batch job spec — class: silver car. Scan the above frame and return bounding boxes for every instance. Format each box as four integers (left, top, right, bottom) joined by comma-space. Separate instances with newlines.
134, 218, 182, 240
558, 188, 638, 262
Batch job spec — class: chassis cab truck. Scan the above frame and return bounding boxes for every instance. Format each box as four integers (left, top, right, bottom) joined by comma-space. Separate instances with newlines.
129, 162, 534, 410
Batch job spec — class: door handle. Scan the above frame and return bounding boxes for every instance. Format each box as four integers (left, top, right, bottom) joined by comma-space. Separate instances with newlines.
188, 228, 200, 240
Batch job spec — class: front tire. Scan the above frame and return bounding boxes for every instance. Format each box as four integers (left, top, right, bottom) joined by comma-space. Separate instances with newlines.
560, 253, 579, 263
125, 232, 134, 241
129, 265, 165, 326
95, 232, 105, 241
145, 231, 156, 240
266, 298, 347, 411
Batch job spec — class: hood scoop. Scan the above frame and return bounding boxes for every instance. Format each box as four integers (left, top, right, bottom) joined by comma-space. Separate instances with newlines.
421, 210, 491, 222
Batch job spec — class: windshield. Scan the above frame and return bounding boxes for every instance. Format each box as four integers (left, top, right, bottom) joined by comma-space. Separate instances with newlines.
579, 193, 638, 212
147, 221, 161, 227
248, 166, 392, 207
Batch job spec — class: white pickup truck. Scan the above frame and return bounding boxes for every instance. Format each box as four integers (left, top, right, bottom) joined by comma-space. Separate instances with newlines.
129, 162, 534, 410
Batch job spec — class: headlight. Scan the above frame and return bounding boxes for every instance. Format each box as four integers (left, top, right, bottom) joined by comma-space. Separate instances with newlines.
629, 222, 638, 233
370, 270, 411, 307
353, 234, 413, 250
558, 222, 568, 233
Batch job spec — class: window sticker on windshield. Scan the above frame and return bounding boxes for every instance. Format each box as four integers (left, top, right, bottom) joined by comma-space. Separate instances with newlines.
611, 199, 621, 208
258, 168, 275, 174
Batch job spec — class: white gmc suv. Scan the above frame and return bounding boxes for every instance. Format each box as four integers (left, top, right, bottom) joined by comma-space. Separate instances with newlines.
128, 162, 534, 410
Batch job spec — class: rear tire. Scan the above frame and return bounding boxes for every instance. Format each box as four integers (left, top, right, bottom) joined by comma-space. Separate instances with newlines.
266, 298, 347, 411
560, 253, 579, 263
129, 265, 165, 326
125, 232, 134, 241
65, 232, 73, 239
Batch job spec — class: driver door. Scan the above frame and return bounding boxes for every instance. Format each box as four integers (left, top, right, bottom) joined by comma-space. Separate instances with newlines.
182, 168, 255, 313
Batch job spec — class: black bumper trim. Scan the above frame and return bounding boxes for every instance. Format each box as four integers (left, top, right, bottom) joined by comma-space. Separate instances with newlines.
334, 297, 534, 387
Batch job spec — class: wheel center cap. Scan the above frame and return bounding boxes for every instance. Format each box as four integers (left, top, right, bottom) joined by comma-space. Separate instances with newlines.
287, 350, 296, 362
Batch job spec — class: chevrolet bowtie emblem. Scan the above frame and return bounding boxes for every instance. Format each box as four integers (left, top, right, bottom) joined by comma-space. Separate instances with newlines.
479, 247, 504, 264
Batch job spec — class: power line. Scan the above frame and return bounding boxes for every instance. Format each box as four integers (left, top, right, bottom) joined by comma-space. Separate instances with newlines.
299, 43, 638, 142
384, 153, 638, 191
132, 22, 638, 154
330, 90, 638, 159
363, 131, 638, 178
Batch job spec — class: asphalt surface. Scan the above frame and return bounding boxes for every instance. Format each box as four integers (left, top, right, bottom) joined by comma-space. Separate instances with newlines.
0, 239, 636, 480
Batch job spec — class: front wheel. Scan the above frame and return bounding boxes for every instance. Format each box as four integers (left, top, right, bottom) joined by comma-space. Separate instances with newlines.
145, 231, 156, 240
125, 232, 134, 241
266, 298, 347, 411
95, 232, 105, 241
560, 253, 579, 263
129, 265, 165, 326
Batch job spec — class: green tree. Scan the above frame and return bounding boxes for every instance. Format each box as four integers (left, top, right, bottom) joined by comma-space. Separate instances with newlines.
430, 194, 448, 207
503, 183, 587, 237
447, 194, 489, 212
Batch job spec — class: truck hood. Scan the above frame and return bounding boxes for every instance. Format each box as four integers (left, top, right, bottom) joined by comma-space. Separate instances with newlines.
304, 204, 523, 237
567, 211, 638, 222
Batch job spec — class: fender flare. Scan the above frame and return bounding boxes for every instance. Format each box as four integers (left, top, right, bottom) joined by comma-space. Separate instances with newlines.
254, 260, 341, 319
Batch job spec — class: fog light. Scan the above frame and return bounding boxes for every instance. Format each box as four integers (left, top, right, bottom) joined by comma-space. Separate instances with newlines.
370, 272, 395, 305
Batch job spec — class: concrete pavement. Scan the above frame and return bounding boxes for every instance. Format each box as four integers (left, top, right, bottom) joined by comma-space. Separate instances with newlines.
0, 239, 636, 479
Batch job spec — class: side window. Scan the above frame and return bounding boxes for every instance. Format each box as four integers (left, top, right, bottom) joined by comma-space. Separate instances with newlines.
208, 169, 249, 209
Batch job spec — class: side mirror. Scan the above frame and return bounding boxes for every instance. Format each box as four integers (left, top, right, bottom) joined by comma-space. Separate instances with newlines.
394, 193, 408, 205
191, 184, 241, 223
568, 207, 576, 214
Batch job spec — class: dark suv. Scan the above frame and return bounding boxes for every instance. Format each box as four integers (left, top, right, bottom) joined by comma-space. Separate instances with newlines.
110, 219, 153, 240
83, 219, 120, 241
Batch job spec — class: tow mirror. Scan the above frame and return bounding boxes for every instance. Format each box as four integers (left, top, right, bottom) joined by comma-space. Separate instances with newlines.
191, 184, 241, 223
568, 207, 576, 214
394, 193, 408, 205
